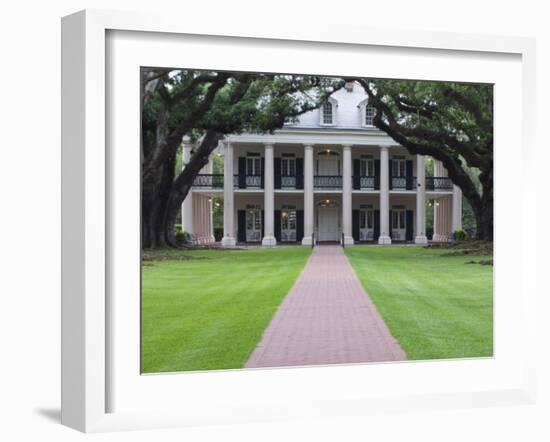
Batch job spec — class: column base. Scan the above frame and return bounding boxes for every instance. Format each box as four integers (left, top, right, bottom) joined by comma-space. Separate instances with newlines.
414, 235, 428, 244
261, 236, 277, 247
432, 234, 449, 243
221, 236, 236, 248
343, 235, 355, 246
378, 235, 392, 245
301, 236, 313, 246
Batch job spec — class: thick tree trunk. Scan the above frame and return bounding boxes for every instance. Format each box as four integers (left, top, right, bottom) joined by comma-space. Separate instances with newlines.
478, 168, 494, 241
467, 167, 493, 241
162, 131, 221, 247
141, 154, 176, 248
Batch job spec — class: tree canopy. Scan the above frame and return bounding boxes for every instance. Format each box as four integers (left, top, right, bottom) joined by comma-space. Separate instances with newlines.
141, 69, 343, 247
348, 78, 493, 240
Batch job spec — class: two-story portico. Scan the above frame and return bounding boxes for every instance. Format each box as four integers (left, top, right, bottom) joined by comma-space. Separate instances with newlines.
183, 82, 462, 246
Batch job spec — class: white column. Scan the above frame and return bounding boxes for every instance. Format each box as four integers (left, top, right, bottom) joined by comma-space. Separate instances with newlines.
221, 142, 236, 247
452, 185, 463, 233
342, 144, 354, 245
208, 157, 215, 242
262, 143, 276, 246
415, 154, 428, 244
433, 160, 448, 242
378, 146, 392, 244
301, 144, 314, 245
181, 143, 194, 234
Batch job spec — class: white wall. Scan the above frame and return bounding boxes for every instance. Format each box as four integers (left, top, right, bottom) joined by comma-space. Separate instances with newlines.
2, 1, 549, 441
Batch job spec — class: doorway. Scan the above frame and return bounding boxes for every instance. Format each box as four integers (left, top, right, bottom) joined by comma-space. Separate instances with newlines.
317, 201, 340, 242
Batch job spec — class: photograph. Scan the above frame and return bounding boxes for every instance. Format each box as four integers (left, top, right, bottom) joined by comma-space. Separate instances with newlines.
140, 68, 494, 374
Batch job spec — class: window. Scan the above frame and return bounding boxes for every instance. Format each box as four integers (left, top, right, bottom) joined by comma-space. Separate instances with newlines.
246, 155, 261, 176
359, 205, 374, 230
322, 102, 333, 125
281, 205, 297, 231
391, 207, 406, 230
360, 156, 374, 176
364, 105, 375, 126
392, 157, 406, 177
281, 157, 296, 176
281, 205, 297, 242
246, 205, 262, 238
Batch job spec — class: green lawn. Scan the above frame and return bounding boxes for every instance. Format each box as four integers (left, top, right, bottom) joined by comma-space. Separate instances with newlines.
345, 246, 493, 360
141, 247, 311, 373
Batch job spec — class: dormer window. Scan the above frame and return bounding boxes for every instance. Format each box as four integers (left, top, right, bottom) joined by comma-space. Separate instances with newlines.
320, 97, 337, 126
322, 103, 333, 124
364, 105, 375, 126
358, 98, 376, 127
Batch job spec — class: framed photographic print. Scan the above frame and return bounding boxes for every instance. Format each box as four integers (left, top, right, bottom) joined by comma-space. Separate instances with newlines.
61, 9, 537, 433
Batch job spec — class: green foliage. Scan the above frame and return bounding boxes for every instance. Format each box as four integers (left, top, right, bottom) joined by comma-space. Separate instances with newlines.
142, 70, 344, 147
173, 224, 189, 242
453, 230, 467, 241
371, 79, 493, 157
212, 196, 223, 229
211, 154, 223, 174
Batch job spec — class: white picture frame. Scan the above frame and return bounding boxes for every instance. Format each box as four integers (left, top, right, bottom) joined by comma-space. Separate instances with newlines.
61, 9, 537, 433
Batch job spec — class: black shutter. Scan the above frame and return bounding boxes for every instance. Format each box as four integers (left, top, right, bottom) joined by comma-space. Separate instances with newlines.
238, 157, 246, 189
237, 210, 246, 243
296, 210, 304, 242
406, 210, 414, 241
389, 159, 393, 190
374, 160, 380, 190
353, 159, 361, 190
374, 210, 380, 241
274, 210, 282, 242
274, 158, 282, 189
295, 158, 304, 189
389, 210, 393, 238
352, 210, 360, 241
406, 160, 413, 190
261, 210, 265, 239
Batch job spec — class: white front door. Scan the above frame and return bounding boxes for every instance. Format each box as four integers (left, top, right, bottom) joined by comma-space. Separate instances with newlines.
318, 206, 339, 241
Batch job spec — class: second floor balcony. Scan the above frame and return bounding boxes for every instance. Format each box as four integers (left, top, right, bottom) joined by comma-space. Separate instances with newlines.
191, 174, 454, 192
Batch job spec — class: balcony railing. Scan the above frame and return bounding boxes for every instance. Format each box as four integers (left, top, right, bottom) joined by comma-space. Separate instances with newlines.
234, 174, 263, 189
391, 176, 417, 190
192, 174, 224, 188
353, 176, 376, 190
425, 176, 453, 191
314, 175, 342, 189
192, 173, 454, 192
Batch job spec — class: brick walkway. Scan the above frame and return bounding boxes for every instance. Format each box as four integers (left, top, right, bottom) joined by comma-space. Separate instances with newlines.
245, 245, 406, 368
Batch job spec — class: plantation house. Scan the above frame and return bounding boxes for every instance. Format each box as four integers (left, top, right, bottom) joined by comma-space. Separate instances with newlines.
182, 81, 462, 246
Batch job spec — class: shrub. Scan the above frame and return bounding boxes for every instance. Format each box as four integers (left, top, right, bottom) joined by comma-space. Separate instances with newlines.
426, 227, 434, 240
213, 227, 223, 241
453, 229, 467, 241
175, 229, 190, 242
